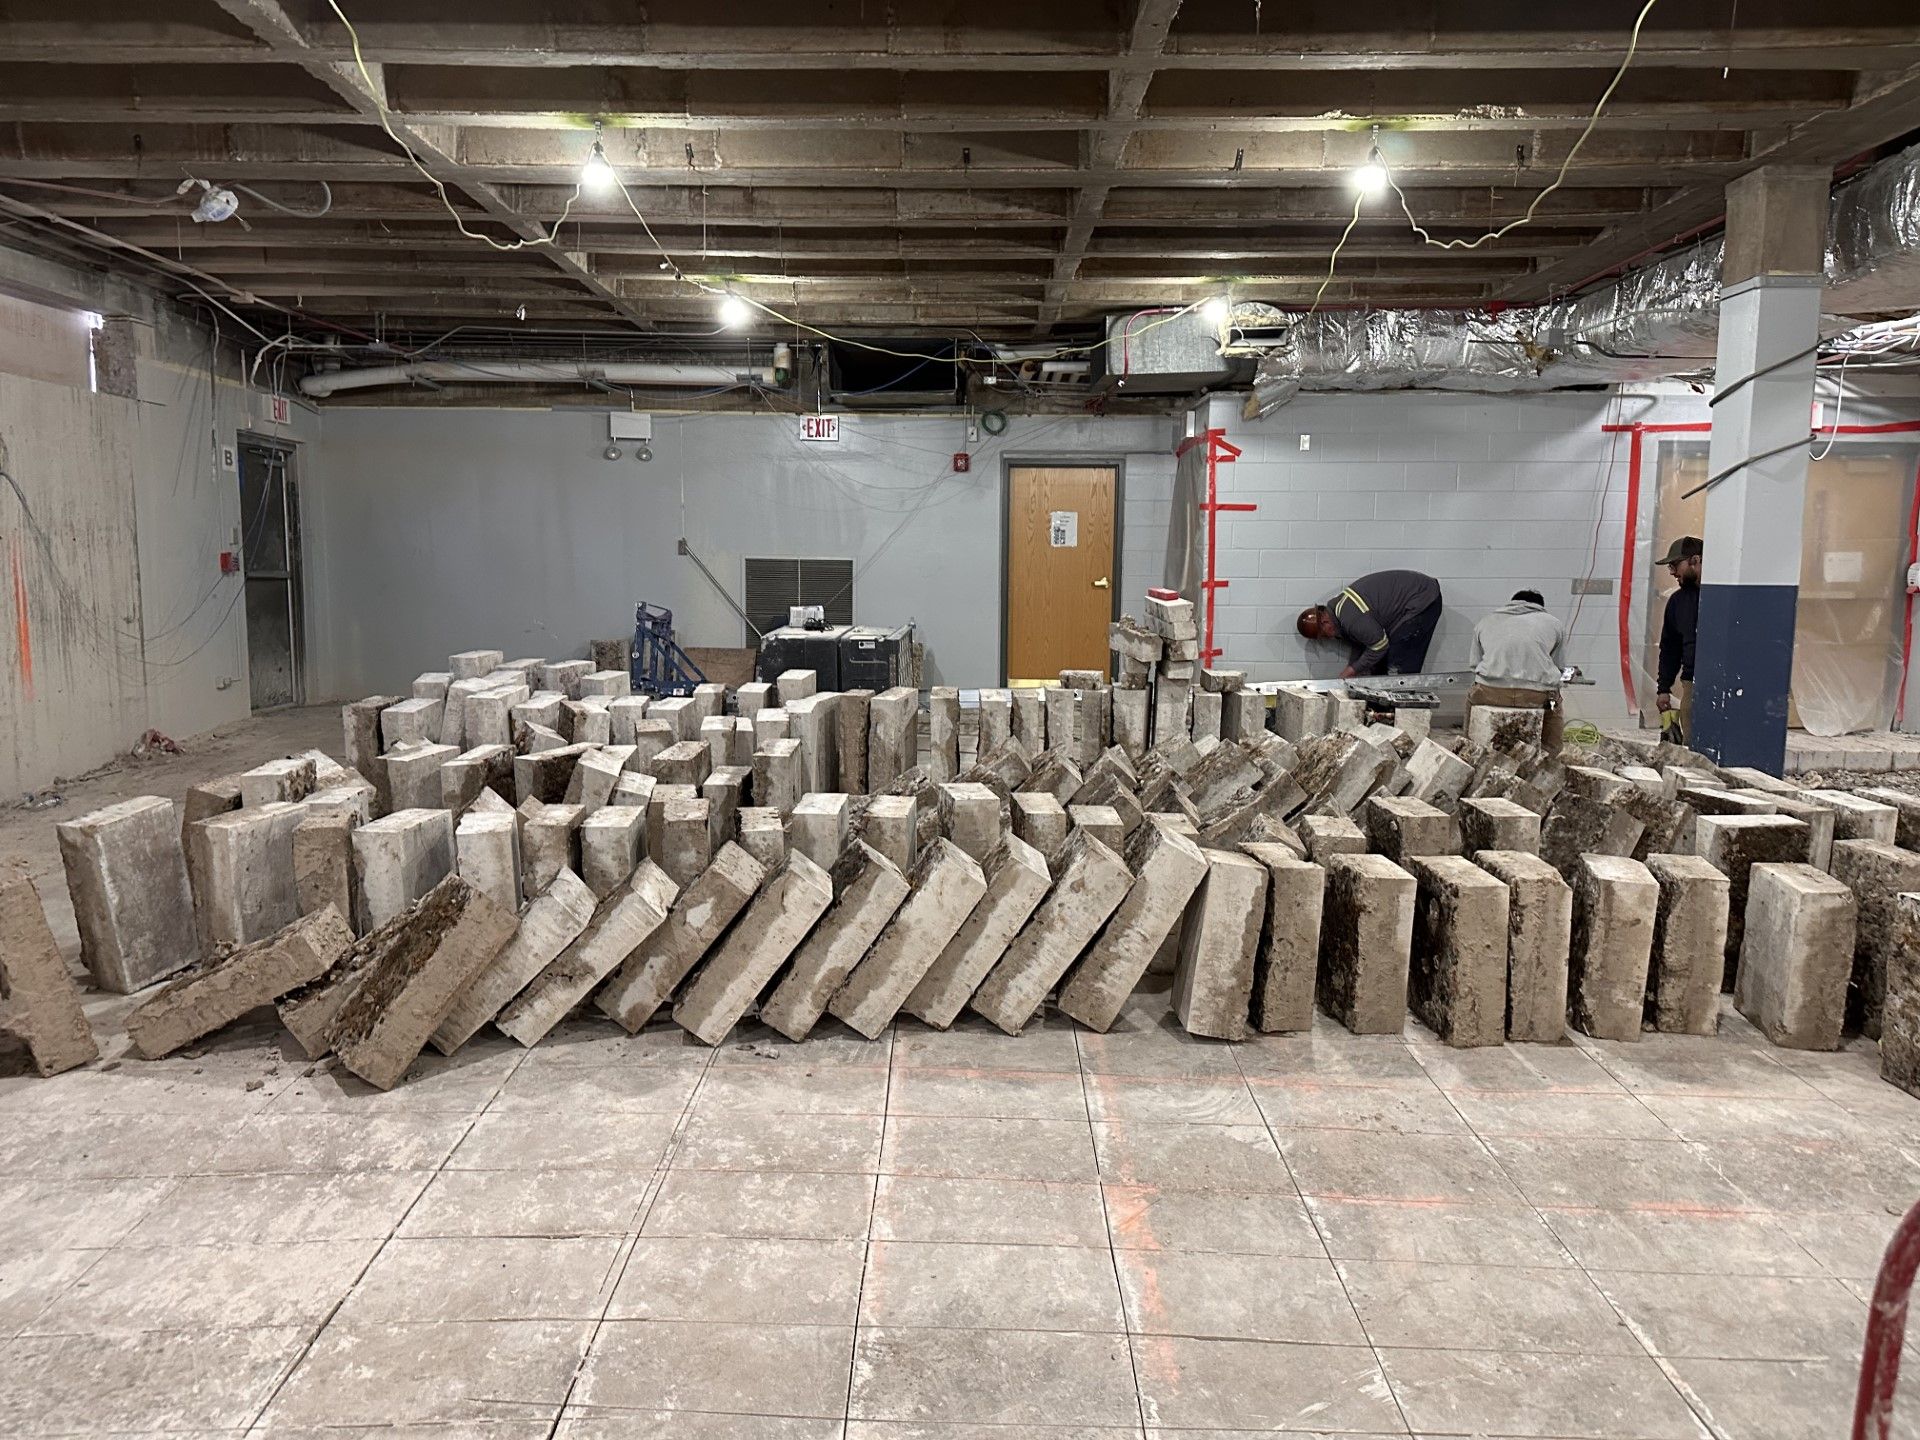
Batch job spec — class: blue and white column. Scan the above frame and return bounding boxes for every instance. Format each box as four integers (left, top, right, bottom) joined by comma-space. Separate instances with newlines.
1694, 166, 1829, 772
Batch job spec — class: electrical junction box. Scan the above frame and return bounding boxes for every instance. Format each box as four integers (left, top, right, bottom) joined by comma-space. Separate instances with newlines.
609, 413, 653, 441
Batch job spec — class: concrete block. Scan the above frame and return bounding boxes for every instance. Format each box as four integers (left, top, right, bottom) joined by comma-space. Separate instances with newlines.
1172, 849, 1267, 1040
1366, 795, 1454, 864
1618, 764, 1665, 795
238, 756, 318, 810
607, 695, 652, 746
611, 768, 655, 811
1011, 792, 1070, 862
295, 811, 359, 929
867, 688, 919, 791
1058, 823, 1208, 1033
645, 784, 696, 862
127, 906, 352, 1060
1044, 688, 1079, 761
579, 669, 630, 699
689, 681, 727, 724
1110, 687, 1150, 759
1880, 894, 1920, 1094
521, 802, 588, 903
579, 806, 647, 898
1239, 846, 1325, 1034
658, 795, 714, 889
927, 687, 961, 782
190, 802, 305, 950
449, 649, 504, 681
596, 844, 767, 1032
832, 840, 989, 1039
648, 740, 713, 789
737, 808, 787, 870
836, 690, 873, 797
1184, 743, 1264, 817
625, 719, 676, 771
905, 836, 1052, 1030
0, 877, 99, 1075
937, 782, 1002, 861
788, 692, 841, 794
1828, 838, 1920, 1039
777, 669, 818, 705
1474, 850, 1572, 1043
1394, 708, 1434, 742
1398, 739, 1473, 810
675, 852, 833, 1045
972, 831, 1132, 1035
1467, 705, 1544, 750
651, 696, 696, 741
1694, 813, 1814, 966
377, 743, 453, 814
754, 739, 805, 815
1734, 863, 1856, 1049
1273, 684, 1330, 743
1153, 684, 1191, 747
559, 746, 619, 812
858, 793, 920, 874
1569, 855, 1658, 1042
381, 696, 443, 749
1190, 689, 1223, 745
329, 875, 517, 1090
512, 692, 566, 742
454, 809, 520, 917
342, 696, 401, 784
735, 681, 773, 719
1751, 793, 1835, 870
354, 808, 456, 931
790, 793, 852, 871
1222, 690, 1267, 742
1644, 853, 1730, 1036
1299, 813, 1368, 864
1459, 796, 1541, 856
1319, 854, 1415, 1035
703, 767, 748, 850
1146, 594, 1198, 640
1070, 805, 1127, 855
1011, 688, 1047, 752
1293, 732, 1395, 816
1856, 788, 1920, 850
496, 863, 679, 1046
761, 843, 911, 1041
1540, 794, 1644, 880
441, 744, 514, 813
1408, 855, 1510, 1049
979, 690, 1013, 751
1073, 687, 1110, 769
465, 687, 529, 749
540, 659, 593, 697
1020, 752, 1083, 809
1805, 790, 1899, 844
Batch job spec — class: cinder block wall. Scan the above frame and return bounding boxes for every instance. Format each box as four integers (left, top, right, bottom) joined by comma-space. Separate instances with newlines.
1191, 389, 1713, 722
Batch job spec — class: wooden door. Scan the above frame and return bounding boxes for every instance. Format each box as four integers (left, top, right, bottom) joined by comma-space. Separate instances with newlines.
1006, 465, 1117, 683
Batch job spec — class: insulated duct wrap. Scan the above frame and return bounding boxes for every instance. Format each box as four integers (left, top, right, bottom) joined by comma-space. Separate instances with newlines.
1238, 137, 1920, 414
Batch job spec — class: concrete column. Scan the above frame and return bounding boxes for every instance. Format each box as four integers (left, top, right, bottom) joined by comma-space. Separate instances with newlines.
1695, 165, 1829, 770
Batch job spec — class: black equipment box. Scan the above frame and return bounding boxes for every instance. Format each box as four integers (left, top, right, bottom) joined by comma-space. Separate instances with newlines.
756, 625, 849, 689
840, 624, 914, 692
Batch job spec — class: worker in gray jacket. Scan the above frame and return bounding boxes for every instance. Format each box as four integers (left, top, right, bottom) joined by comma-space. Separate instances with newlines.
1296, 569, 1444, 678
1468, 589, 1569, 752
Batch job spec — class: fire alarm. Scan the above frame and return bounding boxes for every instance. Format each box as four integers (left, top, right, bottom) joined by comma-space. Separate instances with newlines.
219, 551, 241, 575
952, 452, 971, 473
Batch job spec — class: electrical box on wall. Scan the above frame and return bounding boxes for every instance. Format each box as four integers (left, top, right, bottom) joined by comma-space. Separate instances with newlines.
609, 413, 653, 441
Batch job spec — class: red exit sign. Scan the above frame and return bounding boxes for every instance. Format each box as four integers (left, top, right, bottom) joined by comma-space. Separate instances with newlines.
800, 414, 840, 443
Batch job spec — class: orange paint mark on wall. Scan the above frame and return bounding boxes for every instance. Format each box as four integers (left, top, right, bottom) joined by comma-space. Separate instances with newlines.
10, 536, 31, 701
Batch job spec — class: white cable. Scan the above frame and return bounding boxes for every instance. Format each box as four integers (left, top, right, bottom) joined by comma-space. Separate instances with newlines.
1810, 349, 1855, 460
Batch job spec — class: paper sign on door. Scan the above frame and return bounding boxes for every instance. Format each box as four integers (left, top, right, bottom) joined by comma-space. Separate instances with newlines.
1049, 511, 1078, 548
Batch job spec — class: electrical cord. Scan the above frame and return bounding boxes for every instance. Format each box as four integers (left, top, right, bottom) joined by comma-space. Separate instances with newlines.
1308, 189, 1368, 317
1382, 0, 1662, 251
1677, 434, 1815, 500
230, 182, 333, 219
1708, 341, 1824, 408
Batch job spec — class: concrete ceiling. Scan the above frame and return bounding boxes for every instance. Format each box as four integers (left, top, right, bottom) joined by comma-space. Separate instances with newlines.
2, 0, 1920, 340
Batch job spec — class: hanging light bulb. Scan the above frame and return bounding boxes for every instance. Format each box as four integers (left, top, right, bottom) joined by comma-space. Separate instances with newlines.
581, 123, 615, 194
1200, 295, 1231, 326
718, 293, 752, 328
1352, 156, 1388, 195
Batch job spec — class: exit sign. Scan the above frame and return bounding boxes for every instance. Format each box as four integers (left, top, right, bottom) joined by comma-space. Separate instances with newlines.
268, 395, 291, 425
800, 414, 840, 443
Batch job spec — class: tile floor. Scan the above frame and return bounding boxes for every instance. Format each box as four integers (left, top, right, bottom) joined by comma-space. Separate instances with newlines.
3, 987, 1920, 1438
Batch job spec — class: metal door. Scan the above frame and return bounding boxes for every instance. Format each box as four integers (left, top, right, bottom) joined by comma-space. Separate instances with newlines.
239, 441, 303, 710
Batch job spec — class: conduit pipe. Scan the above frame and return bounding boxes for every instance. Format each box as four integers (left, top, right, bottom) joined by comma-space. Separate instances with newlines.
297, 360, 772, 398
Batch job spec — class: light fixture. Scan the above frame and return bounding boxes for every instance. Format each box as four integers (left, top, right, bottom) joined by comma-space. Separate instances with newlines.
177, 176, 240, 224
581, 123, 615, 194
1353, 130, 1388, 196
634, 442, 653, 463
603, 444, 623, 462
718, 292, 751, 328
1200, 296, 1232, 326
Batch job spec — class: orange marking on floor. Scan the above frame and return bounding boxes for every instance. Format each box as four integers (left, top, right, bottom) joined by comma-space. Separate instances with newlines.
10, 538, 32, 701
1084, 1071, 1181, 1396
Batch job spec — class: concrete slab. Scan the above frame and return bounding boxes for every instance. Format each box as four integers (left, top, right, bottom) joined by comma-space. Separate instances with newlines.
831, 840, 988, 1039
1408, 855, 1510, 1049
0, 876, 100, 1075
1057, 823, 1208, 1033
971, 831, 1132, 1035
1319, 854, 1415, 1035
1474, 850, 1572, 1043
597, 844, 768, 1033
1172, 848, 1268, 1041
1645, 853, 1731, 1037
497, 862, 680, 1047
1568, 855, 1659, 1043
1734, 862, 1856, 1050
761, 842, 912, 1042
675, 852, 834, 1046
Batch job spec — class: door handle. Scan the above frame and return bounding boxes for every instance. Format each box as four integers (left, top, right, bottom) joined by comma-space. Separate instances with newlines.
1093, 576, 1110, 589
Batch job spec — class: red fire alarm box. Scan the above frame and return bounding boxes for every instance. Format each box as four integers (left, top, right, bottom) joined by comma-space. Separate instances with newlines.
952, 452, 970, 473
219, 551, 241, 575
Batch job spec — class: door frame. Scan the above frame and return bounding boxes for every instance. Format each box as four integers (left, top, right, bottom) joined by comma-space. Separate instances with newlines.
237, 432, 305, 710
998, 456, 1127, 686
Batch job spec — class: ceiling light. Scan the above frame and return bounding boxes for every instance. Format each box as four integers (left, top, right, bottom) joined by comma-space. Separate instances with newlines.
718, 293, 752, 328
581, 140, 615, 194
1200, 296, 1232, 326
1352, 158, 1388, 196
177, 176, 240, 224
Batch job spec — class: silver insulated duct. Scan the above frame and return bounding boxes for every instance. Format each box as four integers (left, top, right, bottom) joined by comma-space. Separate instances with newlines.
1235, 137, 1920, 413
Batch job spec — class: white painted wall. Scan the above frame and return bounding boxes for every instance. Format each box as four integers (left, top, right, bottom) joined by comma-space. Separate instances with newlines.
302, 406, 1177, 698
0, 244, 319, 793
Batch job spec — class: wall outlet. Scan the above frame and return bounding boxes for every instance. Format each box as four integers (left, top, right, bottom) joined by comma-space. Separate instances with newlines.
1298, 434, 1311, 451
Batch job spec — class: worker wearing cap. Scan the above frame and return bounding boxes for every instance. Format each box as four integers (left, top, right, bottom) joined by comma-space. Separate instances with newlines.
1656, 536, 1703, 742
1468, 589, 1569, 753
1296, 569, 1444, 678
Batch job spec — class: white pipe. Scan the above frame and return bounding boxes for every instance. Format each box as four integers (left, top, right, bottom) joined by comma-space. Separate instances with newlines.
298, 360, 773, 398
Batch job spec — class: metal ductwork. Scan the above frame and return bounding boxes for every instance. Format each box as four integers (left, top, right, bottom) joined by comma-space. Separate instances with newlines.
297, 360, 775, 398
1218, 137, 1920, 414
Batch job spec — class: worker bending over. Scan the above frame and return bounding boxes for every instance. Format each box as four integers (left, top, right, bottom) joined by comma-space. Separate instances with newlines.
1297, 569, 1444, 678
1468, 589, 1569, 753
